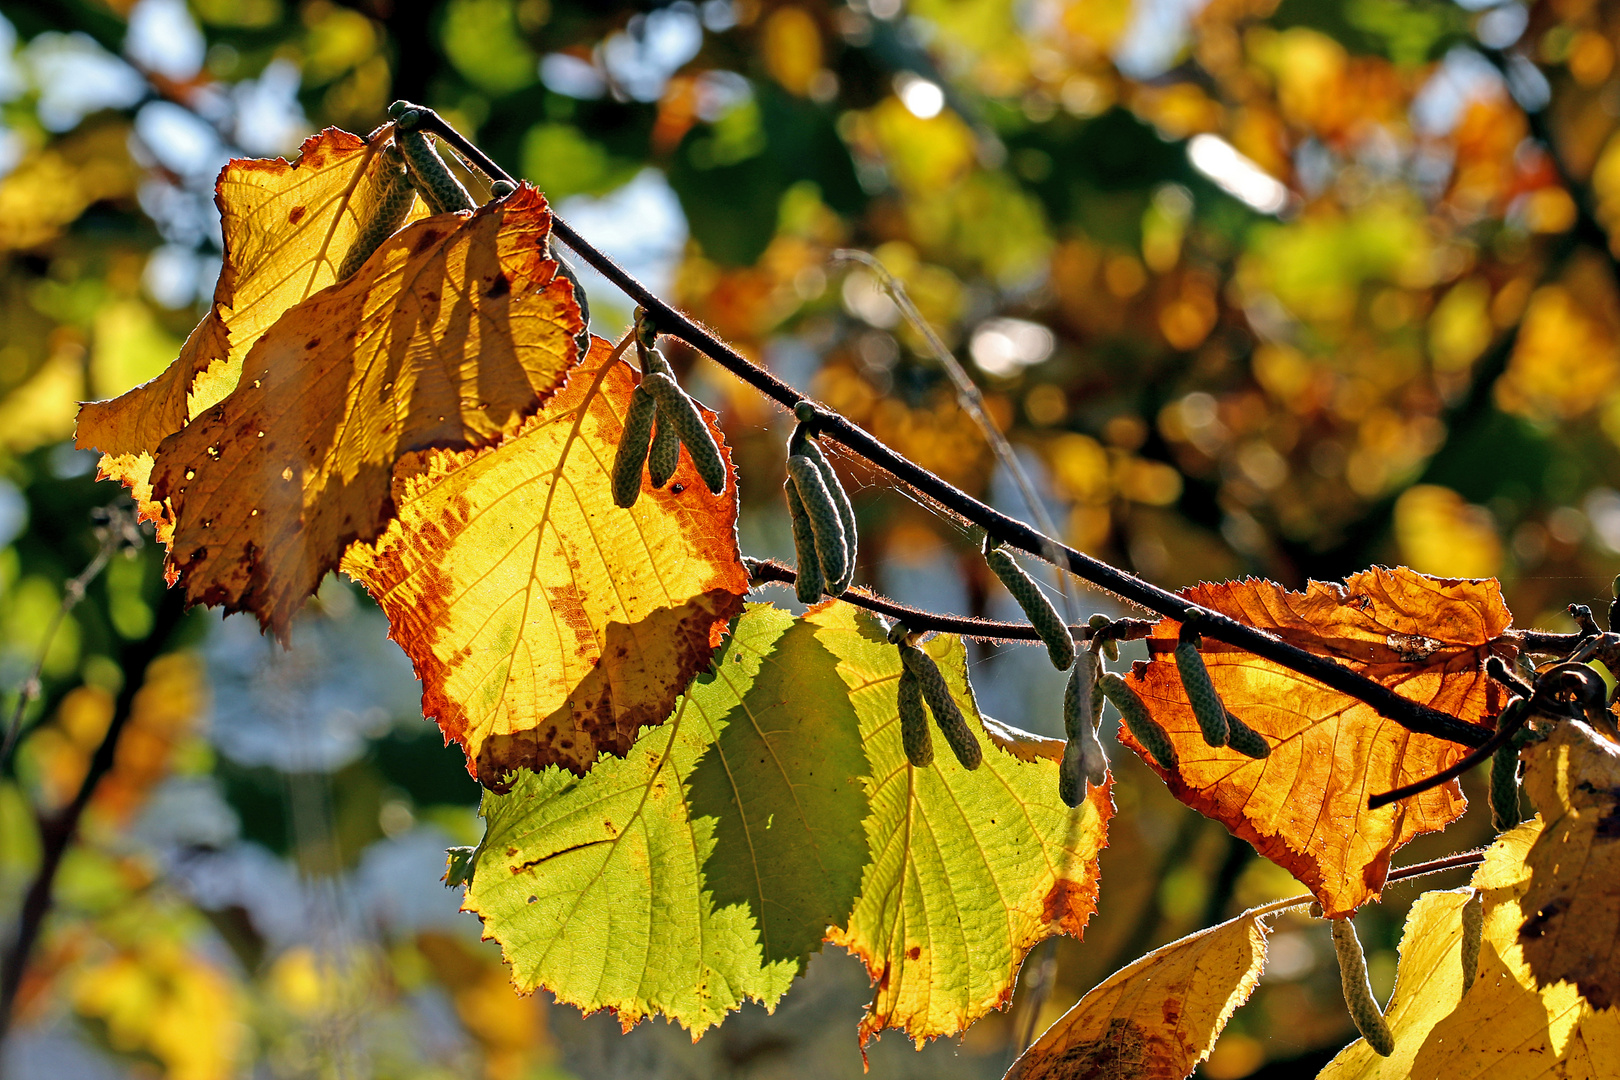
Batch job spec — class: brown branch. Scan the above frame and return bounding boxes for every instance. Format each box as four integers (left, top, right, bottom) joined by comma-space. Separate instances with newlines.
408, 103, 1490, 749
743, 557, 1152, 644
0, 588, 188, 1043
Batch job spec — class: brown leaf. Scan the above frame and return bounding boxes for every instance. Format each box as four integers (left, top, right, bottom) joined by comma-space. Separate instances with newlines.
1005, 909, 1269, 1080
1121, 567, 1509, 916
1515, 719, 1620, 1010
341, 335, 747, 786
150, 185, 580, 638
76, 128, 429, 543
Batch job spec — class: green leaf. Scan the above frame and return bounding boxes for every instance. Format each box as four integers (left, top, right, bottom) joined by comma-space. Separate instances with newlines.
807, 603, 1115, 1049
462, 604, 871, 1034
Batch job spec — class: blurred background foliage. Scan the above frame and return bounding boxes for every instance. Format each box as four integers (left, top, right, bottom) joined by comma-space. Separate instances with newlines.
0, 0, 1615, 1075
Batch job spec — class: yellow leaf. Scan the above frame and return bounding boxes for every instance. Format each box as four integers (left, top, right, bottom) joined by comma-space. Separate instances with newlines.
76, 127, 429, 541
1317, 888, 1475, 1078
1515, 719, 1620, 1010
342, 335, 747, 786
1383, 818, 1620, 1077
1006, 909, 1270, 1080
150, 185, 580, 637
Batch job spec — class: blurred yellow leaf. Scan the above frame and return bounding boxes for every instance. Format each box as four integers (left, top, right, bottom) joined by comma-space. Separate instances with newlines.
1394, 485, 1502, 580
0, 348, 83, 453
71, 938, 242, 1080
1497, 255, 1620, 421
762, 6, 822, 96
0, 121, 137, 251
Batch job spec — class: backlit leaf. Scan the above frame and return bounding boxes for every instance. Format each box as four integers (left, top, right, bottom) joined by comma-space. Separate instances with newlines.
464, 604, 871, 1035
811, 604, 1114, 1049
78, 128, 430, 541
1359, 818, 1620, 1078
342, 335, 744, 785
1121, 567, 1508, 915
1317, 888, 1476, 1079
1005, 909, 1269, 1080
149, 185, 580, 638
1514, 719, 1620, 1010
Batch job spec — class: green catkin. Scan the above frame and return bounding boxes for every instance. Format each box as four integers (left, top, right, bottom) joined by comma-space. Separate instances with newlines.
1331, 917, 1395, 1057
636, 338, 680, 487
553, 254, 592, 357
1060, 650, 1108, 805
610, 384, 657, 508
397, 129, 475, 215
338, 145, 415, 280
1100, 673, 1178, 771
898, 665, 933, 768
1224, 710, 1272, 759
1089, 614, 1119, 662
641, 372, 727, 495
786, 454, 849, 589
1174, 636, 1228, 748
785, 481, 824, 604
789, 429, 858, 594
985, 541, 1075, 670
898, 643, 982, 770
1460, 889, 1483, 995
1491, 699, 1527, 834
648, 412, 680, 488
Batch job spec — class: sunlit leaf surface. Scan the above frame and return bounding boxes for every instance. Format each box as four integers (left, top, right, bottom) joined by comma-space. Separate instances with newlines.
1121, 567, 1508, 915
812, 604, 1113, 1049
344, 335, 745, 785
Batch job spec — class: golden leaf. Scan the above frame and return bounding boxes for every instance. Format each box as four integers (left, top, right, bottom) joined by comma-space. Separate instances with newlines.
76, 127, 430, 541
1006, 909, 1269, 1080
1514, 719, 1620, 1010
1338, 819, 1620, 1078
1121, 567, 1509, 916
342, 335, 746, 787
150, 185, 580, 637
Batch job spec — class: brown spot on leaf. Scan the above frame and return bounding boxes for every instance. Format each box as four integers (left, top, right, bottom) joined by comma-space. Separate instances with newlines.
287, 205, 306, 224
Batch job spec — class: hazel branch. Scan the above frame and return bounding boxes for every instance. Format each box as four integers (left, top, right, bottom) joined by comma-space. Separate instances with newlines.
409, 103, 1491, 750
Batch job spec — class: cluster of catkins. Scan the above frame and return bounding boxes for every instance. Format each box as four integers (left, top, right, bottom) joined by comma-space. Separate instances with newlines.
611, 311, 727, 507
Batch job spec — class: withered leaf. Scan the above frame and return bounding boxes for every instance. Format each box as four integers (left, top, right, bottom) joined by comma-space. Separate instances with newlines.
341, 335, 747, 787
151, 185, 580, 638
1121, 568, 1509, 916
77, 128, 429, 541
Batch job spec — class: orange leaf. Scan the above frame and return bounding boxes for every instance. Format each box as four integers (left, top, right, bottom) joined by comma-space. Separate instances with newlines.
341, 335, 747, 787
149, 185, 581, 637
1121, 567, 1509, 916
77, 128, 430, 542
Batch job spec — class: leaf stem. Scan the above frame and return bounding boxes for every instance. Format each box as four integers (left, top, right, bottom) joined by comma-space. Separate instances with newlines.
1245, 849, 1488, 921
411, 104, 1491, 749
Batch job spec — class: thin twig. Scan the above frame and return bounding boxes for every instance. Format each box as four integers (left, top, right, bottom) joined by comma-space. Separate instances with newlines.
1246, 849, 1488, 921
1368, 699, 1532, 809
1, 514, 132, 766
744, 557, 1152, 644
830, 249, 1078, 621
411, 104, 1490, 749
0, 587, 187, 1042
